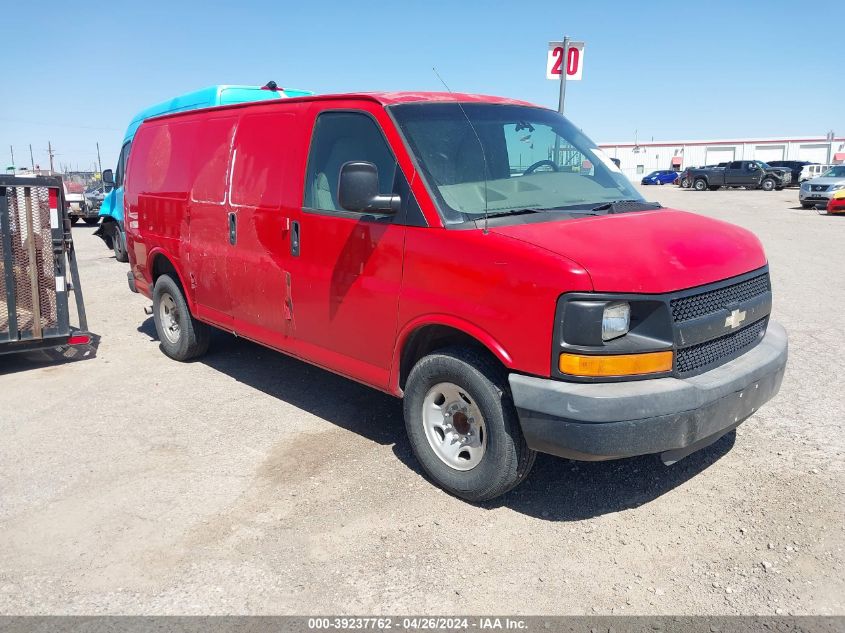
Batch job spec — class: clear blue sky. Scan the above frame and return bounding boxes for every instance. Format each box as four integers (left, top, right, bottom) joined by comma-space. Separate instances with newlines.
3, 0, 842, 171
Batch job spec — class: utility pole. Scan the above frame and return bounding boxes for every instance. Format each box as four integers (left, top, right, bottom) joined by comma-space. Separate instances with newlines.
47, 141, 55, 173
9, 145, 14, 168
29, 144, 34, 170
96, 142, 103, 177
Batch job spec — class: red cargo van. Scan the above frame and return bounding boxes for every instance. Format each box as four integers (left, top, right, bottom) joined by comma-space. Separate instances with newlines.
124, 92, 788, 501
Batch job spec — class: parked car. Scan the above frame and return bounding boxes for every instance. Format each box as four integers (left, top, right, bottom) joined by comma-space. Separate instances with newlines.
641, 170, 679, 185
798, 165, 845, 209
124, 91, 788, 501
84, 184, 113, 213
768, 160, 814, 187
826, 188, 845, 214
800, 163, 834, 182
63, 181, 99, 225
687, 160, 792, 191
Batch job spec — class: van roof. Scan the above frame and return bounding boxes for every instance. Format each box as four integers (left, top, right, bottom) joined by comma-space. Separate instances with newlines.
123, 84, 314, 141
142, 91, 541, 125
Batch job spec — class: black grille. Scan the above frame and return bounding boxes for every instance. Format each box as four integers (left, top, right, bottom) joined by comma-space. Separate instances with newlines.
812, 185, 828, 192
670, 273, 770, 322
676, 318, 767, 375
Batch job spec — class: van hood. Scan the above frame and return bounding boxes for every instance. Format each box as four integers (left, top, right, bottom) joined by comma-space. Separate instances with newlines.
491, 209, 767, 293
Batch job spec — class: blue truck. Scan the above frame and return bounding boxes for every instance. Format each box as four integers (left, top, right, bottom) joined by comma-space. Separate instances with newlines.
97, 82, 312, 261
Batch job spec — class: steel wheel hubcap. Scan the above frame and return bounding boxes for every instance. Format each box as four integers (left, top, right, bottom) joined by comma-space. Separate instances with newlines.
422, 382, 487, 471
159, 292, 181, 344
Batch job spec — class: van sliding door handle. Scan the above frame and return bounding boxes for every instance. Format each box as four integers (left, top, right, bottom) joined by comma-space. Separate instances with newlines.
290, 220, 300, 257
228, 212, 236, 245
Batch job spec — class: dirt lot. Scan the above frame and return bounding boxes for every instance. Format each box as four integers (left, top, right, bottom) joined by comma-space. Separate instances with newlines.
0, 185, 842, 615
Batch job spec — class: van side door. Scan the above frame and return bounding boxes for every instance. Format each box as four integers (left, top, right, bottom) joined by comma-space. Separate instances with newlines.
186, 115, 239, 327
225, 109, 301, 348
288, 105, 413, 389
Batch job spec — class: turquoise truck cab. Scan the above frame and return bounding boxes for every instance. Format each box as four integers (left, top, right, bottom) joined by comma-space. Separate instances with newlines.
97, 82, 312, 261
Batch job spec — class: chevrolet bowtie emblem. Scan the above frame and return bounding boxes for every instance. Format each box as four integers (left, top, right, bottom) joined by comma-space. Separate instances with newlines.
725, 308, 747, 329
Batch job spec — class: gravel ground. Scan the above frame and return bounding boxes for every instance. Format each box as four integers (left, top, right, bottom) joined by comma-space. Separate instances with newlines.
0, 185, 842, 615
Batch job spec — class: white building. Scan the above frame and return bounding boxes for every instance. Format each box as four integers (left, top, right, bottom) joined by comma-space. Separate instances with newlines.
599, 136, 845, 181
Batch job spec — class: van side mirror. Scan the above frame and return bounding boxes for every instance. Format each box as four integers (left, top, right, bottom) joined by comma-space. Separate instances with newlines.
102, 169, 115, 185
338, 162, 400, 214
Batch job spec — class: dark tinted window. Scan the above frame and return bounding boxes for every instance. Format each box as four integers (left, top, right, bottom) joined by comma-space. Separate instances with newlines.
115, 141, 132, 187
303, 112, 396, 211
728, 161, 742, 170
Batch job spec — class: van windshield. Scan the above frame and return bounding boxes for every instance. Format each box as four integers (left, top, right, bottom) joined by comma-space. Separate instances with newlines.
390, 103, 642, 224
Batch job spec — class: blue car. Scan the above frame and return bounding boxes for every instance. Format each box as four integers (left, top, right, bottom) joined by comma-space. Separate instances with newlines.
641, 170, 679, 185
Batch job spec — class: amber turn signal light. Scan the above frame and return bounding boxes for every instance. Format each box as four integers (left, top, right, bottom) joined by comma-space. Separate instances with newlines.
559, 350, 673, 377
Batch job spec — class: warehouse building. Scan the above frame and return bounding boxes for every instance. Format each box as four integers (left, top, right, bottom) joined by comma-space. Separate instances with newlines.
599, 136, 845, 181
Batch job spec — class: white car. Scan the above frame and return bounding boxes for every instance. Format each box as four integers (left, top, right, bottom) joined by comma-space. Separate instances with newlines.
799, 165, 845, 209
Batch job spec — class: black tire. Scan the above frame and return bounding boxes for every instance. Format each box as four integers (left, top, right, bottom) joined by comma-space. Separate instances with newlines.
112, 226, 129, 263
83, 217, 100, 226
693, 179, 707, 191
681, 178, 690, 188
761, 178, 775, 192
403, 347, 536, 502
152, 274, 210, 361
801, 203, 814, 210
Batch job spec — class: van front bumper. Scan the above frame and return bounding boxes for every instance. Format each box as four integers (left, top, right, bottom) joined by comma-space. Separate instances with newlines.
509, 322, 788, 462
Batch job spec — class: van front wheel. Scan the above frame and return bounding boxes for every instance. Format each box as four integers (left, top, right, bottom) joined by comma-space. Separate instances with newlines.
112, 226, 129, 263
152, 274, 210, 361
403, 347, 536, 502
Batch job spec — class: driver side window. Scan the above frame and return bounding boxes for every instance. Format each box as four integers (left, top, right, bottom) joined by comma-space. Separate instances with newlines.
303, 112, 396, 212
115, 141, 131, 187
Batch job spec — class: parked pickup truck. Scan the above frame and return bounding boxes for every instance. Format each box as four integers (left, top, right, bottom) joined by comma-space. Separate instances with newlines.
63, 181, 100, 225
124, 91, 788, 501
688, 160, 792, 191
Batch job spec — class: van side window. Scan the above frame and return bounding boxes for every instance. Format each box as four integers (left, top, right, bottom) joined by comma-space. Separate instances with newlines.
115, 141, 131, 187
304, 112, 396, 212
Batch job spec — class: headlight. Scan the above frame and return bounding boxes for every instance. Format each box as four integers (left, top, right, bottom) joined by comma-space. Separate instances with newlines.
832, 184, 845, 191
602, 301, 630, 341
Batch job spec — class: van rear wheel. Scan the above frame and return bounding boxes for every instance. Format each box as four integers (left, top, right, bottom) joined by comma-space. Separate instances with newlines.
152, 274, 210, 361
403, 347, 536, 502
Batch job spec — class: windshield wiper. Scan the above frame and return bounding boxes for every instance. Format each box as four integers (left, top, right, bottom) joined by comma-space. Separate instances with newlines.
484, 208, 544, 218
590, 200, 662, 213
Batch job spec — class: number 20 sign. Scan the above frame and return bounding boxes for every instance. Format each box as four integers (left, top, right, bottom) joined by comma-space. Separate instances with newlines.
546, 41, 585, 81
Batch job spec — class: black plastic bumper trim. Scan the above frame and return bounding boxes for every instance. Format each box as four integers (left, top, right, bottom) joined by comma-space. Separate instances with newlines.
510, 322, 788, 461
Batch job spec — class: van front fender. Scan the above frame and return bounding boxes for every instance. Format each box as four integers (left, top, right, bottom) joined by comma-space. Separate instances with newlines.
389, 315, 514, 396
